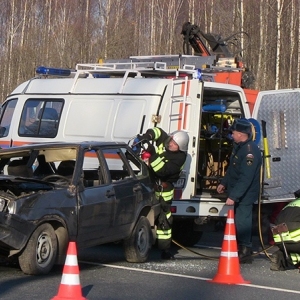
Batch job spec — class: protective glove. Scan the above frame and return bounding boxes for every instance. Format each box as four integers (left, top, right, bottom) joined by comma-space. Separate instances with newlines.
145, 142, 155, 155
137, 133, 151, 141
131, 137, 141, 154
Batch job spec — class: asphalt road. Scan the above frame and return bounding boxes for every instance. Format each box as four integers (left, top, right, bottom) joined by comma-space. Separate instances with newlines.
1, 231, 300, 300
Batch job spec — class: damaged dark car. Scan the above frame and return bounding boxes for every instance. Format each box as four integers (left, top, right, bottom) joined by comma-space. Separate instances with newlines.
0, 142, 159, 275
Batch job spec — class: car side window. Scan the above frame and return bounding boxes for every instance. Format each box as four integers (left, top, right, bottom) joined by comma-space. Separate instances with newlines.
120, 147, 143, 177
82, 149, 105, 187
101, 148, 134, 182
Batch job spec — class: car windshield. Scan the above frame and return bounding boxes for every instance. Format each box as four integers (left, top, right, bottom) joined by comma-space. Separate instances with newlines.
0, 147, 77, 180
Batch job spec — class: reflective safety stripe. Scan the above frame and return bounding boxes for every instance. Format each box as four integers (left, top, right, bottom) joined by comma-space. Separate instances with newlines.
273, 228, 300, 243
166, 212, 172, 219
155, 190, 174, 201
156, 229, 172, 239
224, 234, 236, 241
220, 251, 238, 257
150, 157, 165, 172
157, 144, 164, 154
61, 274, 80, 285
152, 128, 161, 140
291, 253, 300, 264
226, 218, 234, 224
65, 254, 78, 266
284, 199, 300, 209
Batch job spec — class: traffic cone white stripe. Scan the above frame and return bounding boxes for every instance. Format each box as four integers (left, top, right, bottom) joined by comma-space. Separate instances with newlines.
61, 274, 81, 285
65, 254, 79, 266
224, 234, 236, 240
227, 218, 234, 224
220, 251, 238, 257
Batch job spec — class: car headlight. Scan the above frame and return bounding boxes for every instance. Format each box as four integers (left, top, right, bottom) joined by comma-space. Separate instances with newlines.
7, 201, 16, 214
0, 198, 5, 212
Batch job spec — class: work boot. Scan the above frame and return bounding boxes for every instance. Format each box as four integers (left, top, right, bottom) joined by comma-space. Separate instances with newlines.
161, 250, 175, 260
238, 245, 253, 264
270, 250, 295, 271
270, 250, 286, 271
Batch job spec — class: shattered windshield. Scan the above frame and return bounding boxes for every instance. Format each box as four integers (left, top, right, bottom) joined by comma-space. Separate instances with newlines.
0, 147, 77, 180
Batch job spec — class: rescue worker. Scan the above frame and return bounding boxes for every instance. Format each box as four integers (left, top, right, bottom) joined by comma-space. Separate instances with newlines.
135, 127, 189, 260
270, 190, 300, 271
217, 119, 262, 264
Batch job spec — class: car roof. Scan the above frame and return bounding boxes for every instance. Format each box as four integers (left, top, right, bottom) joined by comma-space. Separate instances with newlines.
0, 141, 128, 155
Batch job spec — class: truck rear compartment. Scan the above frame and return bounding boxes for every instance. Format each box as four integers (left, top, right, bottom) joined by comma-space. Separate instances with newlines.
196, 88, 244, 195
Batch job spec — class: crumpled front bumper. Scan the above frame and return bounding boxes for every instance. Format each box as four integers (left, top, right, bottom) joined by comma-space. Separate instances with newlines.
0, 213, 34, 256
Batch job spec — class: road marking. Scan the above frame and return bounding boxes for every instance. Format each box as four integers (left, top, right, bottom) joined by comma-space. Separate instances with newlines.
80, 260, 300, 295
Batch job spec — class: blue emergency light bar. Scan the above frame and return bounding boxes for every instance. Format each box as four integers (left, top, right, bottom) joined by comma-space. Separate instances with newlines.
193, 68, 202, 80
36, 66, 71, 77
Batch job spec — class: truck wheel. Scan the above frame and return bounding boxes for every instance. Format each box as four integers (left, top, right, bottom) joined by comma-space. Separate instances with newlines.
172, 221, 203, 247
124, 216, 152, 263
18, 223, 57, 275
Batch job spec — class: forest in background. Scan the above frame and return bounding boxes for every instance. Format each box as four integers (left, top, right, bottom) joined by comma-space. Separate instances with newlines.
0, 0, 299, 102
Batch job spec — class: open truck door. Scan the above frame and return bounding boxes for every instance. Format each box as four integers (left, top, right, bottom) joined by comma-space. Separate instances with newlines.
162, 77, 202, 200
252, 89, 300, 202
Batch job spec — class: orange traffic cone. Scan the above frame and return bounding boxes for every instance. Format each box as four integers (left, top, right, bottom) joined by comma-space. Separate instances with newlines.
52, 241, 86, 300
209, 209, 250, 285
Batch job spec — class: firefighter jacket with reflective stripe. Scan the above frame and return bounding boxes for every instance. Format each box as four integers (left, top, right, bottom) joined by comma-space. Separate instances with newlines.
274, 199, 300, 243
145, 127, 186, 183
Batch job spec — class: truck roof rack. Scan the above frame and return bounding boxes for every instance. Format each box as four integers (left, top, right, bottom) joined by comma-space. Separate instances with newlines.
74, 55, 243, 79
35, 54, 245, 92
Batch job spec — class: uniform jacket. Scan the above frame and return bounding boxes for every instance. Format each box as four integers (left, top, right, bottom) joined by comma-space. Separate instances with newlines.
145, 127, 186, 183
221, 137, 262, 204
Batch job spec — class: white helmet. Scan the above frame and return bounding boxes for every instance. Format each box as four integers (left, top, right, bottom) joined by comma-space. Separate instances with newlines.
170, 130, 189, 152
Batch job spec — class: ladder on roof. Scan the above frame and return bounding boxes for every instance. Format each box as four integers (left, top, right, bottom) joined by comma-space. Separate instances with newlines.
168, 76, 191, 133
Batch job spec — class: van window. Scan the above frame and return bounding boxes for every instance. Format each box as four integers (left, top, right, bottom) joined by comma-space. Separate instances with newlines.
0, 99, 17, 137
19, 99, 64, 138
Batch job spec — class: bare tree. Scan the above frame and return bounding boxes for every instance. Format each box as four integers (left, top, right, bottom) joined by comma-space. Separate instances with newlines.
256, 0, 267, 89
187, 0, 195, 24
275, 0, 284, 90
1, 0, 300, 102
288, 0, 296, 87
298, 0, 300, 85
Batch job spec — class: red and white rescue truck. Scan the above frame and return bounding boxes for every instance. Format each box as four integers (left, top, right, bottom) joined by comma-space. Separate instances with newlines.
0, 54, 299, 245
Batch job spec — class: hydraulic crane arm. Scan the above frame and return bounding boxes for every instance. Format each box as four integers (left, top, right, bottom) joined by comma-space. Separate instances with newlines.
181, 22, 236, 57
181, 22, 211, 56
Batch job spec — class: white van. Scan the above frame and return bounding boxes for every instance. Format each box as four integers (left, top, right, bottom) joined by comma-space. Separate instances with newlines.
1, 56, 298, 245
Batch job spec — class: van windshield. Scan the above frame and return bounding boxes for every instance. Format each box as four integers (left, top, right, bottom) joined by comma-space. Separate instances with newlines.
19, 99, 64, 138
0, 99, 17, 138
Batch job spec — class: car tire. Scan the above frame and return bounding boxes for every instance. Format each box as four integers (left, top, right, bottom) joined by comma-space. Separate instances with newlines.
124, 216, 152, 263
18, 223, 58, 275
172, 220, 203, 246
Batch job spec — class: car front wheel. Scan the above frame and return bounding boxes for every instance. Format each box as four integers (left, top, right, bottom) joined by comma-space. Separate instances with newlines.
124, 216, 152, 263
18, 223, 58, 275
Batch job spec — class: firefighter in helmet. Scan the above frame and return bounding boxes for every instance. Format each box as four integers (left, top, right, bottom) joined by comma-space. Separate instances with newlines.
270, 190, 300, 271
134, 127, 189, 259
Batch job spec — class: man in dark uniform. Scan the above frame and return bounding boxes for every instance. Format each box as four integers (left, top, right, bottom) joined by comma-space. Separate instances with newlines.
217, 119, 262, 264
270, 190, 300, 271
135, 127, 189, 260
